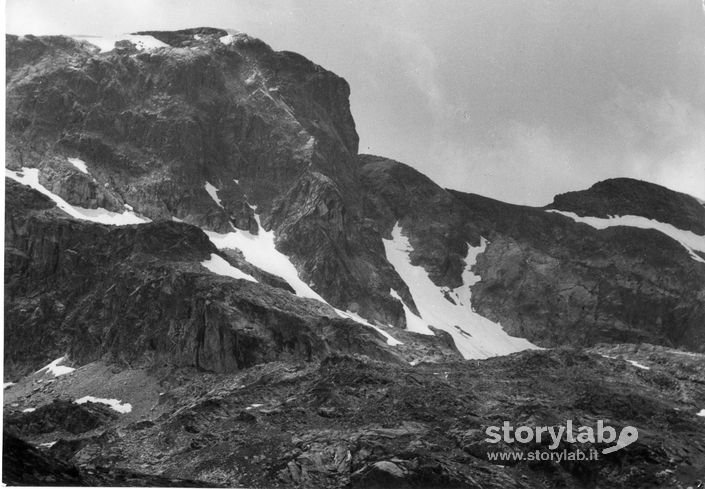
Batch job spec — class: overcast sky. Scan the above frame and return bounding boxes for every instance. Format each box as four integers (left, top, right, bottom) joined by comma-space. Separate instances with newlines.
6, 0, 705, 204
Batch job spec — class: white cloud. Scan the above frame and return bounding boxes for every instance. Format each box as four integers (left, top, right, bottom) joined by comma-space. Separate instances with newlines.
599, 88, 705, 200
430, 123, 590, 206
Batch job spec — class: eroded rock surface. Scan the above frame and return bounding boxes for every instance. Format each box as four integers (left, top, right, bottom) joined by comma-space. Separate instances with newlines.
4, 348, 705, 488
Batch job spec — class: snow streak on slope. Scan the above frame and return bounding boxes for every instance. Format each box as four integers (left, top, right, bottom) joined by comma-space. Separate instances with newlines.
383, 223, 538, 359
75, 396, 132, 413
72, 34, 168, 53
627, 360, 650, 370
204, 182, 224, 208
336, 310, 403, 346
35, 356, 75, 377
548, 210, 705, 264
67, 157, 88, 174
206, 210, 401, 346
205, 212, 326, 301
6, 168, 149, 225
201, 254, 257, 282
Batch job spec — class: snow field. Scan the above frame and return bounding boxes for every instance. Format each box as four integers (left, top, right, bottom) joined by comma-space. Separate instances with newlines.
205, 182, 224, 208
383, 223, 538, 359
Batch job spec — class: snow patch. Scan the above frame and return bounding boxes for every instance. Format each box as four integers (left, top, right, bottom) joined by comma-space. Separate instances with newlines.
7, 168, 150, 226
75, 396, 132, 414
67, 157, 88, 174
600, 354, 651, 370
201, 253, 257, 283
671, 350, 701, 357
72, 34, 168, 53
547, 210, 705, 264
40, 441, 57, 448
219, 34, 235, 45
22, 408, 36, 413
205, 182, 224, 209
697, 409, 705, 417
383, 223, 538, 359
4, 382, 15, 389
36, 356, 75, 377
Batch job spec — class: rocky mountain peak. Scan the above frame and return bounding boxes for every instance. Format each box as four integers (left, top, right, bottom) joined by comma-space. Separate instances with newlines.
6, 26, 705, 365
548, 177, 705, 235
4, 26, 705, 488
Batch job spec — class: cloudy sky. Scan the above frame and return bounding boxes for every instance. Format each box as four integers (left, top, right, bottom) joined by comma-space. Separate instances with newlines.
6, 0, 705, 204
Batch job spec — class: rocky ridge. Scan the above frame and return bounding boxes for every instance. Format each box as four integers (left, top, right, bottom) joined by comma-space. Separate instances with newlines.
4, 346, 705, 488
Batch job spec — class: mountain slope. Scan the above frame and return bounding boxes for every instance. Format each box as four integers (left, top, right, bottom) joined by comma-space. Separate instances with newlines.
5, 26, 705, 489
4, 180, 412, 379
6, 29, 705, 375
5, 28, 422, 333
359, 155, 705, 350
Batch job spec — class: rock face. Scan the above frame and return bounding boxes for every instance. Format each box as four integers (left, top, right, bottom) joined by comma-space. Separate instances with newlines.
450, 189, 705, 349
5, 28, 705, 375
5, 400, 117, 436
2, 431, 218, 486
4, 180, 411, 379
6, 28, 406, 329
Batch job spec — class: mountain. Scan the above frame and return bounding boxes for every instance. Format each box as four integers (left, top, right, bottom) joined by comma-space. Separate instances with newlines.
4, 28, 705, 488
